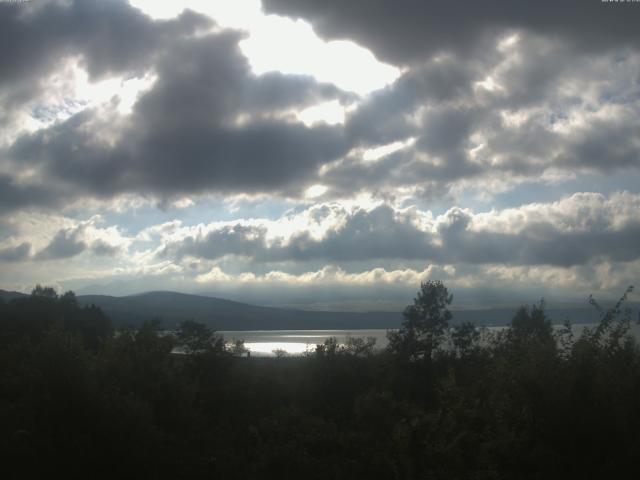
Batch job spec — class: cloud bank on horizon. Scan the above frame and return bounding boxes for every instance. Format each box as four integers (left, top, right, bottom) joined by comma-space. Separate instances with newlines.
0, 0, 638, 308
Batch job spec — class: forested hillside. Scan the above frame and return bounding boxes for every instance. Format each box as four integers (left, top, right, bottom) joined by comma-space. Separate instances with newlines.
1, 282, 639, 479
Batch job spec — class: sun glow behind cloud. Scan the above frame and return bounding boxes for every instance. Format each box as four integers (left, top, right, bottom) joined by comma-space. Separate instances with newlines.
129, 0, 400, 96
22, 61, 156, 135
298, 100, 347, 126
362, 138, 416, 162
304, 184, 329, 198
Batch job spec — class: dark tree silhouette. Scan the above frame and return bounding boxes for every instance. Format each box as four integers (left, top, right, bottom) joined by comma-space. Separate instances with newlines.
451, 321, 480, 356
176, 319, 224, 354
387, 280, 452, 360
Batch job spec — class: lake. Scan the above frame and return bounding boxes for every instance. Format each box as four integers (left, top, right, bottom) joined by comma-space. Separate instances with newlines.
221, 329, 391, 356
221, 322, 640, 357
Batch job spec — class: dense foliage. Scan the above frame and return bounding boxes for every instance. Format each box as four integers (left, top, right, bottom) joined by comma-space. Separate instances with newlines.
1, 282, 639, 479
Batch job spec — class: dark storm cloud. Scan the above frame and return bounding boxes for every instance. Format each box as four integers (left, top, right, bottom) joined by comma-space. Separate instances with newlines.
7, 109, 129, 200
30, 225, 122, 260
5, 30, 352, 204
170, 224, 268, 261
241, 71, 355, 112
320, 148, 477, 201
260, 0, 640, 196
323, 46, 640, 198
0, 242, 31, 262
161, 195, 640, 267
345, 58, 480, 146
132, 31, 350, 126
317, 62, 487, 198
476, 107, 640, 177
0, 0, 211, 125
36, 227, 87, 260
2, 0, 639, 216
262, 0, 640, 65
282, 205, 435, 262
166, 205, 435, 262
0, 174, 64, 214
90, 240, 120, 257
416, 106, 482, 157
559, 116, 640, 171
9, 111, 348, 199
435, 207, 640, 267
320, 151, 416, 200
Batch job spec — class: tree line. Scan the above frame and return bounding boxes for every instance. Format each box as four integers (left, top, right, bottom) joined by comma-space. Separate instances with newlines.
1, 281, 639, 479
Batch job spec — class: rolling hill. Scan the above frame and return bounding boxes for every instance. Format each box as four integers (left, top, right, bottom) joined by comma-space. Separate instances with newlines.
3, 288, 630, 330
0, 289, 29, 302
75, 291, 402, 330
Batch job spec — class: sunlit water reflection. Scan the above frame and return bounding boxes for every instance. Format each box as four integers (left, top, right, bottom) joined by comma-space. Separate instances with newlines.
221, 329, 390, 357
221, 323, 640, 357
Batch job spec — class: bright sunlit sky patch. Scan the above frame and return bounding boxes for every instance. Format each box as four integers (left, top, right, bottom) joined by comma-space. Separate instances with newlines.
129, 0, 400, 95
298, 100, 347, 126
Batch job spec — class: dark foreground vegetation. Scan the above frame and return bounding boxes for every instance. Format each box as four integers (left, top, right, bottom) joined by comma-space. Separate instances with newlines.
1, 282, 639, 479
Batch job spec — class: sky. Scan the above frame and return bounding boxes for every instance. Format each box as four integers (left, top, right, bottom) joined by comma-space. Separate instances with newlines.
1, 0, 639, 310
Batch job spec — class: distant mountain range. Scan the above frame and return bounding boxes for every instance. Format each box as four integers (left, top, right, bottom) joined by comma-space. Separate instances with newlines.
3, 289, 635, 330
77, 291, 406, 330
1, 289, 401, 330
0, 290, 26, 302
